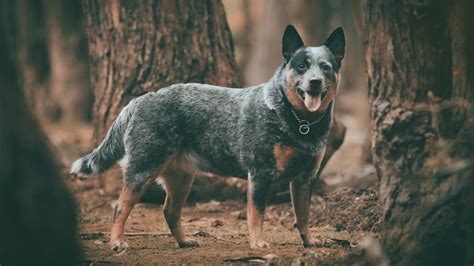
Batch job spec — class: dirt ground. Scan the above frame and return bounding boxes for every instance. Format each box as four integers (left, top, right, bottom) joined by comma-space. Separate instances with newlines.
70, 175, 380, 265
51, 86, 380, 265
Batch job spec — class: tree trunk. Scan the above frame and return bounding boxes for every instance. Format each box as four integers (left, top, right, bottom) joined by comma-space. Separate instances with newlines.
235, 0, 252, 75
44, 0, 92, 123
244, 0, 290, 85
300, 0, 364, 90
365, 0, 474, 265
300, 0, 330, 45
83, 0, 240, 142
82, 0, 242, 197
0, 7, 80, 263
15, 0, 53, 123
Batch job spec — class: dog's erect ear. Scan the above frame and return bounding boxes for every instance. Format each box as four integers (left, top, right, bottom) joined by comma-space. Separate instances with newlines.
324, 27, 345, 62
282, 25, 304, 62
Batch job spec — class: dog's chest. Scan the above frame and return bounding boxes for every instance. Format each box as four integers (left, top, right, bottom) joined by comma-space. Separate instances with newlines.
273, 144, 321, 181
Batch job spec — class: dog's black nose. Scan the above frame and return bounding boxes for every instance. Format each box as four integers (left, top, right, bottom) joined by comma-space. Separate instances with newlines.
309, 79, 322, 93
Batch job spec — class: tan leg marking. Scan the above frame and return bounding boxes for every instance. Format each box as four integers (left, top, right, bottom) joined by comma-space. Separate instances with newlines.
161, 167, 198, 248
247, 185, 270, 249
110, 178, 155, 252
274, 144, 296, 173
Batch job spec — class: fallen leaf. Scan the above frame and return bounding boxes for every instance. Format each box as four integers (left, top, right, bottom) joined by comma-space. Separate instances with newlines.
193, 230, 210, 237
94, 239, 106, 245
211, 219, 224, 227
324, 238, 354, 249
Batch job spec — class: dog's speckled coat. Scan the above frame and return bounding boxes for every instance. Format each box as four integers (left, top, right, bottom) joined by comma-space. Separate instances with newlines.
72, 25, 345, 250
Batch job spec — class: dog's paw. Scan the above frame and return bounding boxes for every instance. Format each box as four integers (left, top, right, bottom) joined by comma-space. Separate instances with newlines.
303, 238, 322, 248
110, 239, 129, 252
250, 239, 270, 249
178, 238, 199, 248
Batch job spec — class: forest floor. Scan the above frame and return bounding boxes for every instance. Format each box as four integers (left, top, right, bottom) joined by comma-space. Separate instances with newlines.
51, 87, 380, 264
70, 177, 381, 265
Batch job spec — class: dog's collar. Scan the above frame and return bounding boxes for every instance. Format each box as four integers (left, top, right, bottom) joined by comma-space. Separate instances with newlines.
276, 85, 331, 135
290, 107, 327, 134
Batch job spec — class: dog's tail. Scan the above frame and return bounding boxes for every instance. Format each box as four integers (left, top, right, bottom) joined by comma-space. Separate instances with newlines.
71, 102, 136, 177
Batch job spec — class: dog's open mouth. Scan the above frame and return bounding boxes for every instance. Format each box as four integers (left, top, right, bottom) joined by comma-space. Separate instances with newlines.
296, 86, 328, 112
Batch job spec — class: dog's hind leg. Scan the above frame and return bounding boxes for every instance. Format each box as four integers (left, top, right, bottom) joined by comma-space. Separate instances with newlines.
110, 171, 156, 252
317, 117, 346, 177
160, 168, 197, 248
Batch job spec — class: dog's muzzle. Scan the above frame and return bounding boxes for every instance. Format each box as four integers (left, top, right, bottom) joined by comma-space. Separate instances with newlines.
296, 85, 328, 112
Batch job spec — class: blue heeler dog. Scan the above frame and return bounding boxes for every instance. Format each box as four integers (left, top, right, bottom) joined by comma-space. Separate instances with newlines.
72, 25, 346, 251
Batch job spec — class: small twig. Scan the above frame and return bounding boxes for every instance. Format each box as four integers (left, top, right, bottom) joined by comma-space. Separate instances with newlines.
224, 254, 279, 264
88, 202, 108, 210
79, 231, 171, 238
427, 91, 441, 135
369, 220, 381, 233
78, 231, 237, 244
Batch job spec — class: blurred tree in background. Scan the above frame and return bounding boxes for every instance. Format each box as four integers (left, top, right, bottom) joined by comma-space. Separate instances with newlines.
45, 0, 92, 123
13, 0, 92, 124
0, 1, 80, 263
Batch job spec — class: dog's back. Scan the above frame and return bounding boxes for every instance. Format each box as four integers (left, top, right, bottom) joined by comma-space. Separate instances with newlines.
71, 24, 346, 251
72, 83, 262, 179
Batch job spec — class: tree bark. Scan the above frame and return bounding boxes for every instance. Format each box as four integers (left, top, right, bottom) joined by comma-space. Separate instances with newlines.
0, 6, 80, 263
82, 0, 242, 197
83, 0, 241, 142
365, 0, 474, 265
44, 0, 92, 123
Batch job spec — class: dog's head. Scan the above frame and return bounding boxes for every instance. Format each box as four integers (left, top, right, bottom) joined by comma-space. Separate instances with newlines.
281, 25, 345, 113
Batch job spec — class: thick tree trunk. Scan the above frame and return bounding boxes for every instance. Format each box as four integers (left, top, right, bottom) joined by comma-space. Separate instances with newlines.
83, 0, 240, 142
82, 0, 242, 197
44, 0, 92, 123
0, 7, 80, 264
365, 0, 474, 265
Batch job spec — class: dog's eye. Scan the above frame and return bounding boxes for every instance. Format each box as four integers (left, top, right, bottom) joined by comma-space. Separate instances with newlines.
320, 63, 331, 72
297, 63, 307, 71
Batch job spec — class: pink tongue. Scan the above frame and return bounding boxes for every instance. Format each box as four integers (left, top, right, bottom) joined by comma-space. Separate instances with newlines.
304, 93, 321, 112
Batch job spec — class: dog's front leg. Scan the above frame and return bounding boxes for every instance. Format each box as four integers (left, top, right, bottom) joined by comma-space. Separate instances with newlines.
290, 179, 322, 247
290, 148, 325, 248
247, 172, 272, 249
